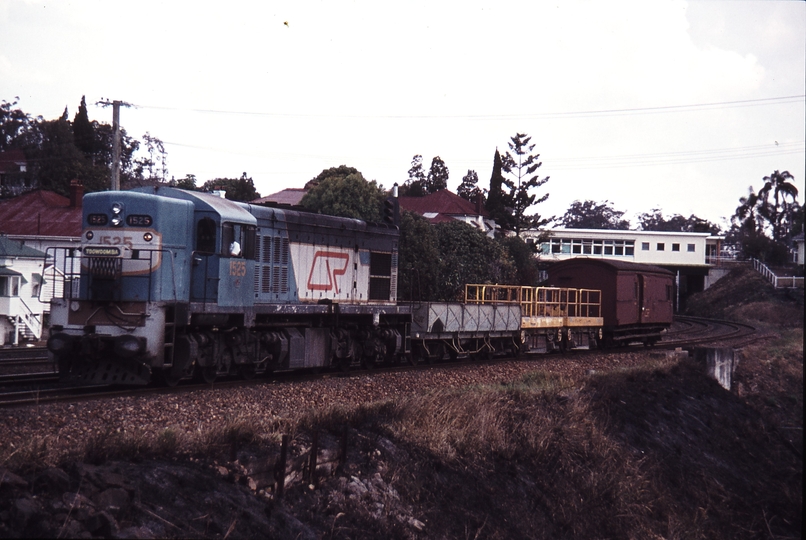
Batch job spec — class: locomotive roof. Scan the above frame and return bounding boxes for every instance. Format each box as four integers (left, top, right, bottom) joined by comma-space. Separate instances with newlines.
130, 187, 257, 225
547, 258, 674, 276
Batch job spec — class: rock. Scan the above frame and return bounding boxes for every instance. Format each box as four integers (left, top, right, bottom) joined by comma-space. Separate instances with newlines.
0, 468, 29, 490
12, 496, 42, 530
85, 510, 118, 537
93, 487, 130, 517
34, 467, 71, 493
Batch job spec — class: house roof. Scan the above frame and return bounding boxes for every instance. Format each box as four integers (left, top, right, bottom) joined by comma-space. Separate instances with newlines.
252, 188, 307, 207
0, 190, 83, 237
398, 189, 488, 219
0, 235, 47, 258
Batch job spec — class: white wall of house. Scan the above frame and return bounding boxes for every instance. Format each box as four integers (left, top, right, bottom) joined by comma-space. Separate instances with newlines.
520, 228, 721, 266
0, 255, 50, 344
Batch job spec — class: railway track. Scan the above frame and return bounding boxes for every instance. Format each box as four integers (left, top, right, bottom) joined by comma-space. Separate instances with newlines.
0, 316, 759, 408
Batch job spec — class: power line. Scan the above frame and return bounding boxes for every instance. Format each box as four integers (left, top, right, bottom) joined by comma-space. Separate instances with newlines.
130, 95, 805, 120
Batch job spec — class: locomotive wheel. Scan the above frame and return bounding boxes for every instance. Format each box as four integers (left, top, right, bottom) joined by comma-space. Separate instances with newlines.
158, 369, 183, 387
200, 365, 217, 384
239, 364, 256, 380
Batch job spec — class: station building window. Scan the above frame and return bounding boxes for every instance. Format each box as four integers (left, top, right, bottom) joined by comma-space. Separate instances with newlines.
546, 238, 634, 257
672, 243, 680, 252
642, 242, 650, 251
687, 244, 695, 252
657, 243, 665, 251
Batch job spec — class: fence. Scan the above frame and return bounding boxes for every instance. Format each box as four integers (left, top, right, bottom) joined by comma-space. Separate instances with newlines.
752, 258, 804, 289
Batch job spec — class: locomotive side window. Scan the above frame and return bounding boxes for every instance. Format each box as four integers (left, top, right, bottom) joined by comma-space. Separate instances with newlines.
369, 252, 392, 300
221, 223, 256, 259
196, 218, 216, 254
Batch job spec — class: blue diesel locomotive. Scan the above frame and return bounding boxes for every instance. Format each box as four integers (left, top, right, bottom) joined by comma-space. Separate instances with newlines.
46, 187, 410, 385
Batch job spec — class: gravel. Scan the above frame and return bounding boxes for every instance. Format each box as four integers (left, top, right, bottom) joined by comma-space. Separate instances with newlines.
1, 351, 652, 464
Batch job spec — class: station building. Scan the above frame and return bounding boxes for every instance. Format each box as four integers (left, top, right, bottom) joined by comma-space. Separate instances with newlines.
521, 228, 726, 308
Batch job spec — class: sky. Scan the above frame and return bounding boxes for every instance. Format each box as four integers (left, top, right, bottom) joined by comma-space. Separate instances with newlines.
1, 0, 804, 230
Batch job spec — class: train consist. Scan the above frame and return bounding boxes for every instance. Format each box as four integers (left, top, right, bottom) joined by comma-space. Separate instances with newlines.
44, 187, 674, 386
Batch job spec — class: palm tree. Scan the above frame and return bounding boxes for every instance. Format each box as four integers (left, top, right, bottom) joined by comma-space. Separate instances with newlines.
758, 170, 799, 241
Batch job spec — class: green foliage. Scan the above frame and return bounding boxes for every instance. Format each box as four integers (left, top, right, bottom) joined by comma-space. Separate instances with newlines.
499, 235, 541, 286
639, 208, 721, 234
300, 168, 386, 222
201, 172, 260, 202
485, 148, 508, 230
426, 156, 449, 193
398, 211, 441, 301
174, 173, 198, 190
500, 133, 551, 236
0, 96, 166, 197
434, 220, 515, 301
0, 97, 33, 152
400, 155, 427, 196
457, 169, 480, 201
304, 165, 361, 190
561, 200, 631, 230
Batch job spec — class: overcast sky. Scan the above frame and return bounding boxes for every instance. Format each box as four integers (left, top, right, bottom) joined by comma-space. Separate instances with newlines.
1, 0, 804, 229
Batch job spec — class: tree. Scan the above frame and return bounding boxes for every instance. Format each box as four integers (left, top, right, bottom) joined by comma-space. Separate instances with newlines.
174, 174, 198, 190
72, 95, 96, 159
500, 133, 551, 236
135, 132, 168, 183
499, 235, 540, 286
397, 211, 441, 301
730, 172, 801, 263
304, 165, 360, 190
300, 168, 386, 222
0, 97, 33, 152
639, 208, 721, 234
400, 155, 427, 196
457, 169, 480, 201
485, 148, 510, 231
202, 172, 260, 202
434, 221, 515, 300
426, 156, 449, 194
757, 170, 799, 242
561, 200, 630, 230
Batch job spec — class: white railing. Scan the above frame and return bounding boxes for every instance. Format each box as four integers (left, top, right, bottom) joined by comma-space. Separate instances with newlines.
0, 296, 43, 344
752, 259, 804, 289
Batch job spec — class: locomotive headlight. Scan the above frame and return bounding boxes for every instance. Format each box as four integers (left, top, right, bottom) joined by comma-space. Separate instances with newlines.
143, 232, 153, 242
110, 203, 124, 226
85, 231, 94, 240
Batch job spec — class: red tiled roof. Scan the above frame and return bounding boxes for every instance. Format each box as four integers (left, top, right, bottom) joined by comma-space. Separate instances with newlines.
0, 190, 82, 237
252, 188, 307, 206
398, 189, 487, 218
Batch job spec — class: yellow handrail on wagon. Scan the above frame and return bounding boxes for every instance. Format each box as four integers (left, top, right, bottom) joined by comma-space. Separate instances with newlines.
464, 284, 603, 328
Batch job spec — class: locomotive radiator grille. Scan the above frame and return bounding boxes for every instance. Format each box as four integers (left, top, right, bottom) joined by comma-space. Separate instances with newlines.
89, 257, 122, 279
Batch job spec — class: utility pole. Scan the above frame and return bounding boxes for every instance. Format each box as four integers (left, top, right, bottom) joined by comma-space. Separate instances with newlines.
97, 99, 132, 191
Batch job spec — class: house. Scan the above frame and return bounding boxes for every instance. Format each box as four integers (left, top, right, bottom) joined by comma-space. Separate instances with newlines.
0, 149, 29, 198
0, 182, 84, 344
793, 232, 805, 266
0, 236, 48, 345
398, 190, 496, 237
252, 188, 307, 207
